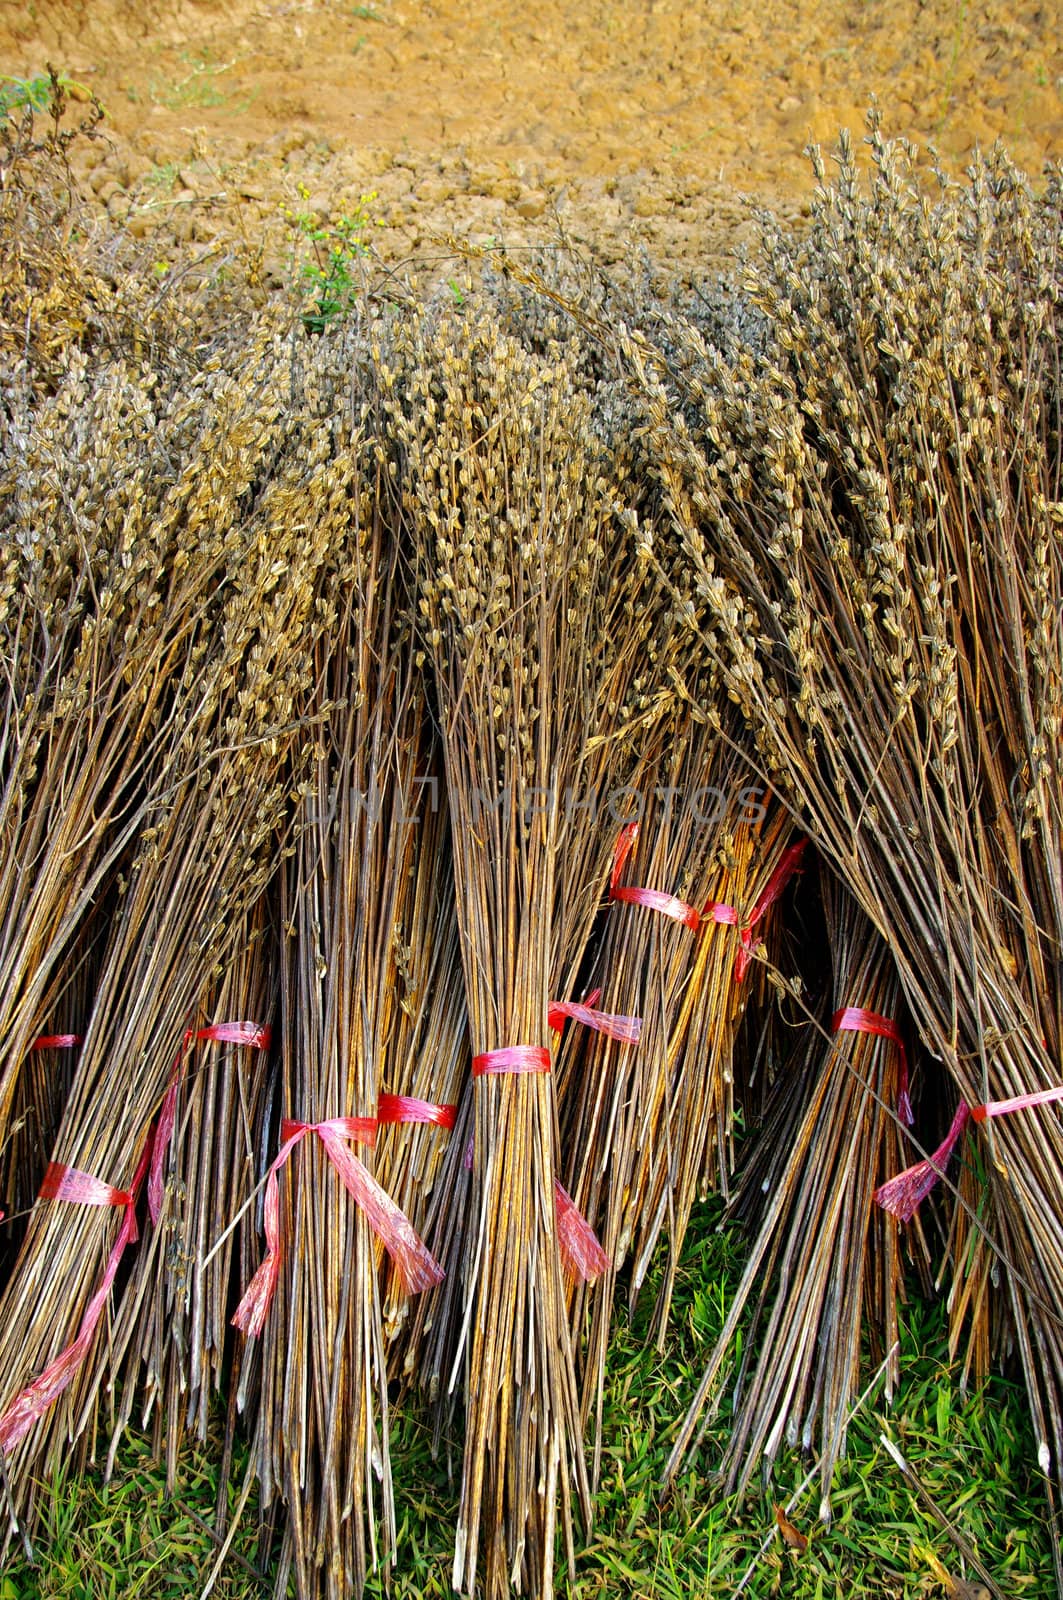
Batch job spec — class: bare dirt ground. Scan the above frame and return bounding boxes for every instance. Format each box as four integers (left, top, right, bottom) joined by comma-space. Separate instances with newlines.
1, 0, 1061, 283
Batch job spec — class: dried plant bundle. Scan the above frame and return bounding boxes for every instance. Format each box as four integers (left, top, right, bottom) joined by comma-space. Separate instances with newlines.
0, 329, 352, 1542
665, 875, 919, 1514
619, 126, 1063, 1591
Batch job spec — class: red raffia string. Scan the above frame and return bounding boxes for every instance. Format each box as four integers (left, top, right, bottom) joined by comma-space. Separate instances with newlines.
232, 1115, 443, 1339
609, 821, 701, 931
874, 1102, 971, 1222
875, 1076, 1063, 1222
832, 1005, 913, 1125
0, 1133, 154, 1452
6, 1039, 87, 1222
149, 1020, 272, 1226
465, 1042, 611, 1281
472, 1046, 551, 1076
554, 1181, 610, 1280
971, 1085, 1063, 1122
611, 826, 807, 981
548, 987, 642, 1045
725, 838, 807, 982
377, 1093, 457, 1129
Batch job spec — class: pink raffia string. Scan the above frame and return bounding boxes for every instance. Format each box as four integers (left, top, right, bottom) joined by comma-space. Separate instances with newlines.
971, 1085, 1063, 1122
472, 1046, 551, 1076
554, 1181, 610, 1281
38, 1162, 130, 1207
832, 1005, 913, 1125
0, 1133, 154, 1452
462, 1120, 609, 1283
149, 1020, 272, 1226
30, 1034, 83, 1051
548, 988, 642, 1046
612, 827, 806, 980
729, 838, 807, 982
609, 821, 701, 931
874, 1101, 971, 1222
377, 1093, 457, 1129
875, 1077, 1063, 1223
232, 1115, 442, 1338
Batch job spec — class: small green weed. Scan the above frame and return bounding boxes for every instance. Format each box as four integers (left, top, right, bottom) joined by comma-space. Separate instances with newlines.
144, 161, 181, 194
280, 185, 379, 332
145, 51, 255, 114
0, 70, 93, 120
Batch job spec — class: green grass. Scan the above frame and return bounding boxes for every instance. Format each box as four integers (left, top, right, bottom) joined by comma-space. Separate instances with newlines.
2, 1201, 1052, 1597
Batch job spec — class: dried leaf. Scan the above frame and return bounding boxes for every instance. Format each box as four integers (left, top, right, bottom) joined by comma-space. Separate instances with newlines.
773, 1503, 808, 1553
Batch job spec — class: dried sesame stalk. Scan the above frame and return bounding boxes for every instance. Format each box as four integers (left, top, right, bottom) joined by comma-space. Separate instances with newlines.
622, 125, 1063, 1591
402, 308, 632, 1598
666, 875, 919, 1515
0, 330, 343, 1542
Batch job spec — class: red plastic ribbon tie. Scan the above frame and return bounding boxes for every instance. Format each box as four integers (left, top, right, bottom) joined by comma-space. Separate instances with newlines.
832, 1006, 913, 1125
0, 1134, 153, 1452
609, 822, 701, 931
555, 1181, 611, 1281
873, 1101, 970, 1222
149, 1019, 272, 1227
232, 1115, 442, 1338
612, 828, 806, 979
971, 1086, 1063, 1122
731, 839, 807, 982
472, 1046, 551, 1076
192, 1021, 272, 1050
30, 1034, 83, 1051
548, 988, 642, 1045
377, 1093, 457, 1129
876, 1079, 1063, 1223
38, 1162, 131, 1208
461, 1138, 608, 1282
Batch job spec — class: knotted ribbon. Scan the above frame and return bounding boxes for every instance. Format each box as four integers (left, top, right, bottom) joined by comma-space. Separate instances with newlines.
707, 839, 808, 981
0, 1133, 154, 1452
611, 825, 806, 982
876, 1082, 1063, 1221
232, 1115, 443, 1339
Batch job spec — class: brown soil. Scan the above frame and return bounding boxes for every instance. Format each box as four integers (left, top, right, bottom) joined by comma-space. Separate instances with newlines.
2, 0, 1061, 280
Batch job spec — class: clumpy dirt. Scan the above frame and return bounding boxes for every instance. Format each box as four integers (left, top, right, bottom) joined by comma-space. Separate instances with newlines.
1, 0, 1060, 283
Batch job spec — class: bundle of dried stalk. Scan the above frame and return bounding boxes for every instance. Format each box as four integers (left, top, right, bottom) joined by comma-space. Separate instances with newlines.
102, 897, 277, 1492
0, 329, 349, 1541
0, 897, 111, 1242
398, 369, 684, 1451
556, 723, 799, 1466
401, 307, 642, 1598
0, 325, 306, 1218
619, 125, 1063, 1590
664, 876, 922, 1514
237, 406, 444, 1600
375, 759, 468, 1365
